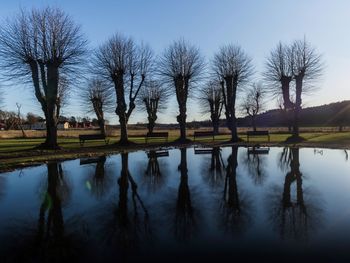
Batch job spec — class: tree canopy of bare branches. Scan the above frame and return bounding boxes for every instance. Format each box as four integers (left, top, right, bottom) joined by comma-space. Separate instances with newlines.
212, 45, 253, 142
91, 33, 153, 145
265, 39, 323, 140
82, 78, 114, 135
198, 80, 223, 134
0, 7, 87, 149
159, 39, 204, 142
137, 80, 169, 133
240, 83, 265, 131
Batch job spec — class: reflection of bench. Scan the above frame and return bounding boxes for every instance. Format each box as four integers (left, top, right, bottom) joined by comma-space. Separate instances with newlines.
246, 130, 270, 142
145, 132, 169, 143
79, 134, 109, 146
247, 147, 270, 155
147, 150, 169, 157
193, 131, 215, 141
194, 146, 213, 154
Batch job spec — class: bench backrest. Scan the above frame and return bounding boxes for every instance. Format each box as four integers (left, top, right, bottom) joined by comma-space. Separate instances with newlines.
146, 132, 169, 138
79, 134, 106, 140
194, 131, 214, 137
247, 130, 269, 136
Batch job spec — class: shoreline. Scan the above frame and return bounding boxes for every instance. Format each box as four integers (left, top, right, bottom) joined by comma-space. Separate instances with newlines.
1, 140, 349, 173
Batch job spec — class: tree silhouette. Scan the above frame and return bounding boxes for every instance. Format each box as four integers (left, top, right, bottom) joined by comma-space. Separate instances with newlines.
265, 39, 323, 140
159, 39, 204, 142
240, 83, 265, 131
0, 7, 87, 149
138, 80, 169, 133
212, 45, 253, 142
198, 81, 223, 134
82, 78, 114, 136
92, 34, 153, 145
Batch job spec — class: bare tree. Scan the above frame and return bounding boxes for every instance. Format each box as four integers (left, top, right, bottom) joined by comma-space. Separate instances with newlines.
16, 103, 27, 138
198, 80, 223, 134
82, 78, 114, 136
265, 40, 322, 140
240, 83, 265, 131
290, 39, 323, 139
0, 7, 87, 149
264, 42, 294, 109
91, 34, 153, 145
212, 45, 253, 142
159, 39, 204, 142
138, 80, 169, 134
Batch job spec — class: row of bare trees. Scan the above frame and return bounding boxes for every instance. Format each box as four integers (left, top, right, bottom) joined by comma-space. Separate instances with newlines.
0, 7, 323, 149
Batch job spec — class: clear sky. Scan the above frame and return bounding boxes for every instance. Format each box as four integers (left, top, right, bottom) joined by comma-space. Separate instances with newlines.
1, 0, 350, 124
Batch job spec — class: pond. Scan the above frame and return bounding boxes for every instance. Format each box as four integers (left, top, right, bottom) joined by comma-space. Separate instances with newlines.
0, 146, 350, 262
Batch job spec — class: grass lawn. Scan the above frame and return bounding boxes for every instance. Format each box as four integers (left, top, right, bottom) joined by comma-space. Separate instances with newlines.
1, 131, 350, 171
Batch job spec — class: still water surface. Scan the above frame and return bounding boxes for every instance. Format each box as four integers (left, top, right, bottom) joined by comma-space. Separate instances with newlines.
0, 146, 350, 262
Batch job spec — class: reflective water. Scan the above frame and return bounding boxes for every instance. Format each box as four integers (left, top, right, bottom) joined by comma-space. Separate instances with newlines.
0, 147, 350, 262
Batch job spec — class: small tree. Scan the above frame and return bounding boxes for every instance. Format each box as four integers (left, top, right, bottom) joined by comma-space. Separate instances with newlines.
212, 45, 253, 142
241, 83, 265, 131
159, 39, 204, 142
198, 80, 223, 134
91, 34, 153, 145
82, 78, 114, 136
0, 7, 87, 149
138, 80, 169, 134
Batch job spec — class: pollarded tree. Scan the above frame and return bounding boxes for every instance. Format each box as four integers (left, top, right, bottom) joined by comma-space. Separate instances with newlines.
91, 34, 153, 145
290, 39, 323, 139
0, 7, 87, 149
265, 39, 323, 140
212, 45, 253, 142
138, 80, 169, 134
82, 78, 114, 136
264, 42, 294, 110
198, 80, 223, 134
159, 39, 204, 142
240, 83, 265, 132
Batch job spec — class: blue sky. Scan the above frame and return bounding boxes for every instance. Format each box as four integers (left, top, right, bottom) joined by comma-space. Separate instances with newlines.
1, 0, 350, 124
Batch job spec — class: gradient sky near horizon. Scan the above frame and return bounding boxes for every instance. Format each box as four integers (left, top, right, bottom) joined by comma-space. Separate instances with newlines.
1, 0, 350, 124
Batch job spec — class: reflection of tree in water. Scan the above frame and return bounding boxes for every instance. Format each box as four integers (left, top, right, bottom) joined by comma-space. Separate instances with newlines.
268, 147, 322, 241
202, 147, 225, 188
220, 146, 250, 235
241, 148, 268, 185
0, 174, 6, 200
100, 153, 151, 256
175, 148, 196, 241
4, 162, 87, 262
143, 151, 166, 192
83, 156, 113, 199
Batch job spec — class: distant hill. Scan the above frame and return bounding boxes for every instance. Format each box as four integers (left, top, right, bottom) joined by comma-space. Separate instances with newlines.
123, 100, 350, 129
237, 100, 350, 127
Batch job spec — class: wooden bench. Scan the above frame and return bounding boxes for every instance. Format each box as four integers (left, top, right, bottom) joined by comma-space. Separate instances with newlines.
145, 132, 169, 143
193, 131, 215, 141
246, 130, 270, 142
79, 134, 109, 146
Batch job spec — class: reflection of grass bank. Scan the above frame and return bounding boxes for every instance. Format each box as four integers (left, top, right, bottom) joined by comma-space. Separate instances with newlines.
1, 132, 350, 172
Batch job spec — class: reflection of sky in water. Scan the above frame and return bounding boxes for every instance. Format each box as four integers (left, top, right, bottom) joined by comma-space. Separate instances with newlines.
0, 147, 350, 261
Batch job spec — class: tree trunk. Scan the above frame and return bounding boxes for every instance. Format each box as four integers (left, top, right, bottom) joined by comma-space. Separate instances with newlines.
118, 114, 128, 145
44, 110, 59, 149
213, 121, 219, 134
293, 76, 303, 137
252, 115, 256, 132
114, 74, 129, 145
147, 118, 155, 134
98, 118, 106, 136
177, 105, 187, 142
